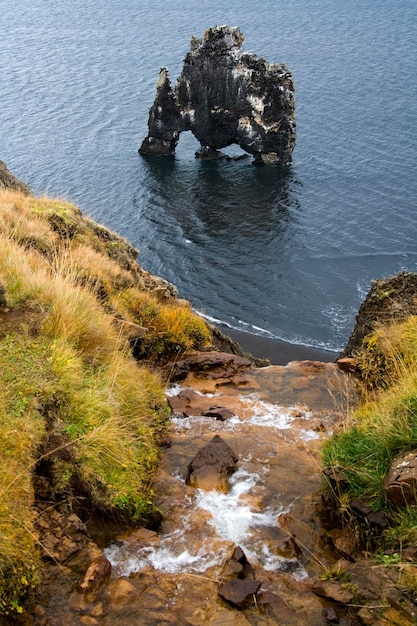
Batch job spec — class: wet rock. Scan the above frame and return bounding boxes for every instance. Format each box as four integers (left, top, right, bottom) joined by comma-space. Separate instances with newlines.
187, 461, 229, 492
35, 506, 89, 563
77, 556, 112, 598
218, 578, 262, 608
278, 513, 323, 571
187, 434, 239, 476
167, 351, 252, 383
272, 535, 301, 560
203, 406, 235, 421
140, 26, 296, 165
221, 546, 255, 581
167, 389, 204, 416
291, 376, 311, 390
106, 578, 139, 606
384, 450, 417, 505
116, 527, 160, 546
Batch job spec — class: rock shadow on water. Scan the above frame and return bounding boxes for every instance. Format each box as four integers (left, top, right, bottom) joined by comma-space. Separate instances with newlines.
138, 149, 300, 246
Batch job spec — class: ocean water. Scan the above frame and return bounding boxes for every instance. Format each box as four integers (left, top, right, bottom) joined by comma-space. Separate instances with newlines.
1, 0, 416, 352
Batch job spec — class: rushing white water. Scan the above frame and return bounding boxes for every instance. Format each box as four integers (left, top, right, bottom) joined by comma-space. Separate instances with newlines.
104, 385, 322, 581
104, 461, 306, 579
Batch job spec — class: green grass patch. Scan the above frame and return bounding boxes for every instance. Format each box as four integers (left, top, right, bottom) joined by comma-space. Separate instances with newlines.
323, 316, 417, 549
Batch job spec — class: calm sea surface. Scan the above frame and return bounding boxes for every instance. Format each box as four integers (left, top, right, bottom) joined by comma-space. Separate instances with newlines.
1, 0, 417, 352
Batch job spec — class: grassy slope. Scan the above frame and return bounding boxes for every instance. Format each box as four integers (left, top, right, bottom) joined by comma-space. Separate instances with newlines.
323, 315, 417, 551
0, 189, 212, 616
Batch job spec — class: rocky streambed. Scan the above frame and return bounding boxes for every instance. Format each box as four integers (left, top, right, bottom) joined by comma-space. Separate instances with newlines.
25, 356, 415, 625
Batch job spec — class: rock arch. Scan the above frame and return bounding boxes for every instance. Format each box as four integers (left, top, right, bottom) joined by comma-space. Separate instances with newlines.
139, 26, 296, 166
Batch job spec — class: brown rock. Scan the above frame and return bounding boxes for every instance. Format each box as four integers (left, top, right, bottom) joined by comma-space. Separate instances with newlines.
188, 434, 238, 475
80, 617, 100, 626
328, 525, 359, 560
366, 510, 388, 529
272, 536, 301, 560
291, 376, 311, 390
312, 580, 354, 604
336, 357, 358, 372
384, 450, 417, 506
340, 272, 417, 359
221, 559, 245, 579
187, 462, 229, 492
322, 607, 339, 623
77, 556, 112, 597
220, 546, 255, 581
350, 499, 372, 518
218, 578, 261, 608
167, 389, 204, 416
322, 466, 349, 491
41, 531, 79, 562
203, 406, 235, 421
357, 606, 378, 625
168, 351, 252, 383
106, 578, 139, 606
256, 592, 300, 622
117, 527, 160, 545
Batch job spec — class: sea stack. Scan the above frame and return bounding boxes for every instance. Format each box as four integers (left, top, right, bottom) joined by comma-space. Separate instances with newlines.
139, 26, 296, 165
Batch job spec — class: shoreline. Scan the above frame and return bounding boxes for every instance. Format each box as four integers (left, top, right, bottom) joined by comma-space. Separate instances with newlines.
216, 324, 338, 365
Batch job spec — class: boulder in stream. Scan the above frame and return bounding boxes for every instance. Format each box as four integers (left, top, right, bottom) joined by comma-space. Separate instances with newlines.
187, 461, 229, 492
186, 434, 238, 491
187, 434, 238, 476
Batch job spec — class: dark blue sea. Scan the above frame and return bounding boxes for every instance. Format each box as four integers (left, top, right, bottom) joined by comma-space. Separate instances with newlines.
1, 0, 417, 353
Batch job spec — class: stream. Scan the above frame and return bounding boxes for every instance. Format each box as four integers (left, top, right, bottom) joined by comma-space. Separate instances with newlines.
32, 360, 356, 625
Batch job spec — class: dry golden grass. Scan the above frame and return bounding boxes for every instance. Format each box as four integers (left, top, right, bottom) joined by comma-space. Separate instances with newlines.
0, 189, 187, 615
112, 287, 211, 357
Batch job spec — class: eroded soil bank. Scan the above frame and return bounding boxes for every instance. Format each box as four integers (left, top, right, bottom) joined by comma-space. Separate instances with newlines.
23, 359, 415, 625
